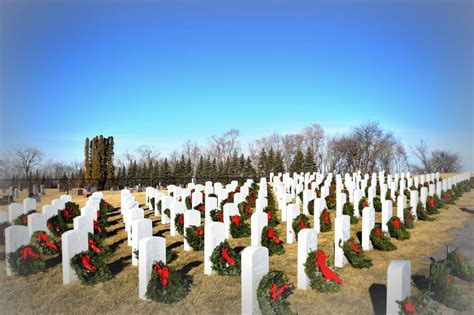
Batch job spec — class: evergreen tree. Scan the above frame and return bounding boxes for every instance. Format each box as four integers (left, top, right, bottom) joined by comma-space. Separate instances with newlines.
84, 137, 91, 185
274, 151, 285, 174
257, 148, 268, 177
196, 156, 205, 184
151, 161, 160, 187
303, 146, 316, 173
204, 156, 213, 183
105, 136, 115, 188
84, 135, 115, 189
186, 158, 192, 183
161, 159, 172, 186
290, 149, 304, 174
228, 151, 240, 180
267, 147, 275, 174
211, 158, 218, 182
244, 156, 256, 179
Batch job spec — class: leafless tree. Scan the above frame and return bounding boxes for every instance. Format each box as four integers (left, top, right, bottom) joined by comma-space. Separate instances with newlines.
411, 141, 461, 173
208, 129, 240, 162
12, 147, 43, 177
136, 145, 160, 165
182, 140, 201, 169
410, 141, 432, 173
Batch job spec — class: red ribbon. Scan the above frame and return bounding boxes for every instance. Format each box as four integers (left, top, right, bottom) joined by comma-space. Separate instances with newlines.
196, 227, 204, 236
231, 215, 241, 227
93, 221, 103, 233
81, 255, 96, 271
217, 212, 224, 222
249, 197, 255, 204
348, 240, 361, 253
221, 247, 235, 266
443, 193, 449, 200
267, 211, 272, 221
62, 210, 71, 219
88, 239, 102, 254
392, 218, 401, 229
269, 282, 289, 301
315, 250, 343, 284
178, 215, 184, 225
403, 299, 417, 314
323, 210, 329, 224
428, 197, 435, 209
199, 204, 205, 212
96, 211, 101, 220
155, 264, 170, 286
21, 216, 28, 225
375, 227, 381, 237
244, 204, 252, 215
36, 233, 57, 249
20, 247, 40, 260
266, 228, 281, 244
362, 200, 367, 208
299, 219, 309, 230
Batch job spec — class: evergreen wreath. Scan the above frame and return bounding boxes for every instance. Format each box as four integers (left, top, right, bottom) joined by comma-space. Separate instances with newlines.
341, 238, 373, 269
403, 207, 415, 229
425, 196, 438, 215
387, 216, 410, 240
145, 260, 191, 303
319, 209, 332, 232
93, 220, 107, 239
47, 214, 70, 237
397, 291, 439, 315
433, 194, 445, 209
442, 191, 454, 205
246, 195, 256, 207
210, 209, 224, 222
307, 199, 315, 215
370, 226, 397, 251
193, 203, 206, 218
229, 215, 250, 238
163, 208, 170, 219
238, 201, 253, 220
343, 202, 359, 224
210, 240, 241, 276
416, 201, 434, 221
446, 248, 474, 282
88, 233, 111, 257
70, 250, 112, 285
263, 206, 279, 227
185, 195, 192, 209
304, 249, 343, 293
31, 231, 61, 256
292, 214, 311, 240
149, 197, 155, 211
157, 200, 162, 214
325, 195, 336, 210
257, 270, 294, 315
373, 196, 382, 212
7, 245, 45, 276
359, 197, 369, 212
184, 225, 204, 251
261, 226, 285, 256
13, 210, 36, 226
174, 213, 184, 235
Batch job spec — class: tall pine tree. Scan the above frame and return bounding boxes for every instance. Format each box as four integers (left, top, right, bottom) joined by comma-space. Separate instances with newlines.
290, 149, 304, 174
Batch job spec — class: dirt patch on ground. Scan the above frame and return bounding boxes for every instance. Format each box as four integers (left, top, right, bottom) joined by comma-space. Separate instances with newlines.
0, 188, 473, 314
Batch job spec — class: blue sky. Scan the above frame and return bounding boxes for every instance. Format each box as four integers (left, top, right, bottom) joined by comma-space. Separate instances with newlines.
0, 0, 472, 169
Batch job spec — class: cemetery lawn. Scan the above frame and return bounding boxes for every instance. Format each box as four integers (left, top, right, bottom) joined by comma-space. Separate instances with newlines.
1, 188, 473, 314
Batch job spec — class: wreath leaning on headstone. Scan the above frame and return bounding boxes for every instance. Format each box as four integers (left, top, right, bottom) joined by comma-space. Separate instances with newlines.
263, 206, 279, 227
88, 233, 111, 257
238, 201, 253, 220
343, 202, 359, 224
210, 209, 224, 222
146, 260, 191, 304
370, 226, 397, 251
304, 249, 342, 293
31, 231, 61, 256
292, 214, 311, 240
210, 240, 241, 276
416, 201, 434, 221
426, 196, 439, 215
341, 238, 373, 269
257, 270, 294, 315
387, 216, 410, 240
184, 225, 205, 251
193, 203, 206, 218
70, 250, 112, 286
403, 208, 415, 229
397, 291, 439, 315
13, 210, 36, 226
230, 215, 250, 238
7, 245, 45, 276
174, 213, 184, 235
319, 209, 332, 232
446, 248, 474, 282
47, 214, 70, 237
260, 226, 285, 256
307, 199, 315, 215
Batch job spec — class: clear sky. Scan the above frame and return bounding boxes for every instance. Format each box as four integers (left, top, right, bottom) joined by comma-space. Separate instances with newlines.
0, 0, 472, 169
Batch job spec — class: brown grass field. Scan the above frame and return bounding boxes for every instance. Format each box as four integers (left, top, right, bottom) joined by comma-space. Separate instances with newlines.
0, 184, 473, 314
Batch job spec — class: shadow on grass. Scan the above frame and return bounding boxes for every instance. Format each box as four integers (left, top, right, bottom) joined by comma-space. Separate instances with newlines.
179, 260, 202, 275
356, 231, 363, 243
459, 207, 474, 214
155, 229, 170, 237
369, 283, 386, 315
45, 254, 62, 269
167, 241, 183, 251
234, 246, 246, 256
108, 255, 131, 276
109, 238, 128, 252
412, 274, 430, 291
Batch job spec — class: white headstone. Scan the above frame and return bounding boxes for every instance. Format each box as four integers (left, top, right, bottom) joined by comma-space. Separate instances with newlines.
138, 236, 166, 300
362, 207, 375, 250
8, 203, 23, 223
386, 260, 411, 315
223, 203, 239, 239
204, 222, 225, 275
334, 215, 350, 267
205, 196, 218, 224
73, 215, 94, 234
381, 200, 393, 233
5, 225, 30, 276
23, 198, 36, 213
286, 204, 300, 244
251, 212, 268, 247
62, 230, 88, 284
397, 195, 406, 223
42, 205, 58, 219
241, 246, 269, 315
132, 218, 153, 266
81, 206, 98, 220
27, 213, 48, 237
297, 228, 318, 290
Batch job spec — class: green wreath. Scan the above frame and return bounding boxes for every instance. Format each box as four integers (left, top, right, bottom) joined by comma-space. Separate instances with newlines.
261, 226, 285, 256
292, 214, 311, 240
146, 260, 191, 303
416, 201, 434, 221
70, 250, 112, 285
387, 216, 410, 240
88, 233, 111, 257
433, 194, 445, 209
193, 203, 206, 218
341, 238, 373, 269
325, 195, 336, 210
263, 206, 279, 227
210, 240, 241, 276
47, 214, 71, 237
397, 292, 439, 315
174, 214, 184, 235
370, 226, 397, 251
230, 215, 250, 238
7, 245, 45, 276
246, 195, 256, 207
185, 225, 204, 251
446, 248, 474, 282
210, 209, 224, 222
358, 197, 369, 212
65, 201, 81, 218
185, 195, 192, 209
426, 197, 439, 215
238, 201, 253, 220
307, 199, 315, 215
343, 202, 359, 224
31, 231, 61, 256
157, 200, 162, 214
149, 197, 155, 211
257, 270, 294, 315
403, 207, 415, 229
319, 209, 332, 232
13, 210, 36, 226
373, 196, 382, 212
304, 249, 342, 293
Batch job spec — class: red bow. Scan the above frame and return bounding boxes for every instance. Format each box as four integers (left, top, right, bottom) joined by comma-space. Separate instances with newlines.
93, 221, 103, 233
196, 227, 204, 236
443, 193, 449, 200
315, 250, 343, 284
269, 282, 289, 301
375, 227, 381, 237
267, 211, 272, 221
244, 204, 252, 215
392, 218, 401, 229
179, 215, 184, 225
299, 219, 309, 230
221, 247, 235, 266
428, 197, 435, 209
267, 228, 281, 244
81, 255, 96, 271
62, 210, 71, 219
249, 197, 255, 204
231, 215, 241, 227
155, 264, 170, 286
362, 200, 367, 208
403, 299, 417, 314
348, 240, 361, 253
88, 239, 102, 254
199, 204, 205, 212
20, 247, 40, 260
217, 212, 224, 222
36, 233, 57, 249
96, 211, 101, 220
323, 210, 329, 224
21, 216, 28, 225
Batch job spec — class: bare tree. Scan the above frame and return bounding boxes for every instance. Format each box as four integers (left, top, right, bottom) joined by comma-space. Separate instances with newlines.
13, 147, 43, 177
410, 141, 432, 173
411, 141, 461, 173
136, 145, 160, 165
208, 129, 240, 162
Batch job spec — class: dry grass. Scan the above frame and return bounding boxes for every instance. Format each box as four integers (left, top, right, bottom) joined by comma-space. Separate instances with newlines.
0, 187, 473, 314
